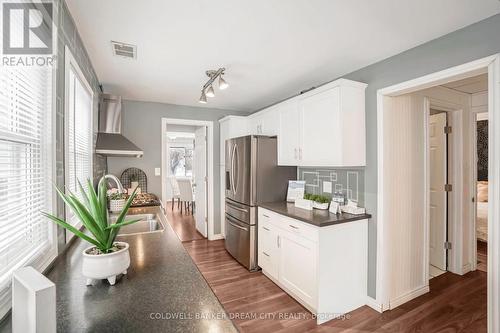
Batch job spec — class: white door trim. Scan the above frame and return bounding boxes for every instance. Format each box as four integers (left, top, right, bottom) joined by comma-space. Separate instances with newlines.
376, 54, 500, 333
161, 118, 216, 240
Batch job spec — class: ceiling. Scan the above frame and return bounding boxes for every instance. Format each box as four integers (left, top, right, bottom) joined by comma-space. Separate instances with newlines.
66, 0, 500, 112
442, 74, 488, 94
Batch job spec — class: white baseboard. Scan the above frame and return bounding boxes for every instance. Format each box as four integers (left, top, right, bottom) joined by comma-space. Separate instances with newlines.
389, 285, 429, 310
209, 233, 225, 240
461, 263, 472, 275
365, 296, 383, 313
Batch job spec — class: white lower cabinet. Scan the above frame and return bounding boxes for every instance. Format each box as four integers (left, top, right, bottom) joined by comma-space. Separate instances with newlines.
278, 230, 317, 308
258, 207, 368, 324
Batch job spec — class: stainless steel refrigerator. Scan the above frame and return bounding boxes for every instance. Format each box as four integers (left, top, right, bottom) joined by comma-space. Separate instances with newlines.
224, 135, 296, 270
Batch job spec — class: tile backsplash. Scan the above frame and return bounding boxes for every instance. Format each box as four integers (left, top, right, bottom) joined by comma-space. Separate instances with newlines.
298, 167, 365, 206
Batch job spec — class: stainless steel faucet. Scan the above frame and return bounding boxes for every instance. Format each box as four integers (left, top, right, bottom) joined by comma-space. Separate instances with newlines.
101, 174, 125, 193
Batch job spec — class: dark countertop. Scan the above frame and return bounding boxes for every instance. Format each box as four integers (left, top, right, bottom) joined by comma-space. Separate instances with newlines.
259, 202, 371, 227
0, 206, 236, 333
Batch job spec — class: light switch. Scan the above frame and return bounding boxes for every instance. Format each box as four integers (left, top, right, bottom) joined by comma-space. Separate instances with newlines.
155, 168, 161, 176
323, 181, 332, 193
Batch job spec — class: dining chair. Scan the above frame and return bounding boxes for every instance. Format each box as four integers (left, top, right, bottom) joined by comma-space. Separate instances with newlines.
176, 178, 194, 214
168, 177, 181, 210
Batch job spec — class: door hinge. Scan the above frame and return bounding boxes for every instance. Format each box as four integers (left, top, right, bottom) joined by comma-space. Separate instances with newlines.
444, 241, 452, 250
444, 126, 452, 134
444, 184, 453, 192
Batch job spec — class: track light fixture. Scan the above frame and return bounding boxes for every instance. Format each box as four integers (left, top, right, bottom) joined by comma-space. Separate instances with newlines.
198, 67, 229, 103
206, 85, 215, 98
199, 90, 207, 104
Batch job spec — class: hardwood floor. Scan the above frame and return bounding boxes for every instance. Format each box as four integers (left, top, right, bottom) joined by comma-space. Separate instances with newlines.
182, 238, 487, 332
165, 204, 205, 242
165, 207, 487, 332
477, 240, 487, 272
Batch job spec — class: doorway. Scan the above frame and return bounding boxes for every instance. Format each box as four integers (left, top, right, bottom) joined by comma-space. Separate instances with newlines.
161, 118, 215, 241
375, 55, 499, 332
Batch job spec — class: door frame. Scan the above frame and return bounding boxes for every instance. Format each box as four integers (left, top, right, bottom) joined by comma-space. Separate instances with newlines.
161, 118, 216, 240
375, 54, 500, 333
470, 106, 489, 272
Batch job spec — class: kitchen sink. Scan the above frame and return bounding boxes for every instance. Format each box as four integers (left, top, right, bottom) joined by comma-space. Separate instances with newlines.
111, 213, 164, 236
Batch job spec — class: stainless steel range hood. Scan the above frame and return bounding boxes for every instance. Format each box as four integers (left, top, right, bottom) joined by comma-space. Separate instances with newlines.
96, 94, 143, 158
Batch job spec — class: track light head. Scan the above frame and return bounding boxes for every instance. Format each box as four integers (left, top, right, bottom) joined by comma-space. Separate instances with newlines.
219, 75, 229, 90
199, 90, 207, 104
206, 85, 215, 98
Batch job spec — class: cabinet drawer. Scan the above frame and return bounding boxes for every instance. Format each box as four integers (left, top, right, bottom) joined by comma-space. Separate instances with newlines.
279, 215, 319, 242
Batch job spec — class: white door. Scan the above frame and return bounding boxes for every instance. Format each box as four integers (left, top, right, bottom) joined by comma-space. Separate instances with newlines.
429, 112, 448, 270
278, 100, 301, 165
194, 126, 208, 237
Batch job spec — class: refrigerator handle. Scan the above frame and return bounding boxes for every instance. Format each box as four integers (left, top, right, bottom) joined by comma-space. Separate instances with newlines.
231, 144, 237, 195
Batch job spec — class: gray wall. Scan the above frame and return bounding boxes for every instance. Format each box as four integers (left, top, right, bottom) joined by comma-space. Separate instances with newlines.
107, 100, 248, 234
295, 14, 500, 298
54, 0, 103, 252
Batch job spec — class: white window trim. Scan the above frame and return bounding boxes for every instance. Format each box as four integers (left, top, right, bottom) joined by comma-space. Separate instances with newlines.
64, 46, 94, 242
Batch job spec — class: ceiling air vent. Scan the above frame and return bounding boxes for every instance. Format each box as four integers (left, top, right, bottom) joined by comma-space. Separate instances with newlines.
111, 41, 137, 59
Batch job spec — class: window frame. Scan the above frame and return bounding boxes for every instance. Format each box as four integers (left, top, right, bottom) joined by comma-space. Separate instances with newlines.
63, 46, 94, 242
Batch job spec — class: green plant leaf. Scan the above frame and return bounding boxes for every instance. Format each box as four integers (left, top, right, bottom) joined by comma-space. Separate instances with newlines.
65, 191, 107, 245
106, 188, 137, 248
41, 212, 102, 249
85, 179, 106, 231
105, 218, 141, 230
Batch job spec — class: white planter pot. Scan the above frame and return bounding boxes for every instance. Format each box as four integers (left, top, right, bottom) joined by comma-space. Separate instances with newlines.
313, 202, 330, 210
82, 241, 130, 286
109, 199, 126, 212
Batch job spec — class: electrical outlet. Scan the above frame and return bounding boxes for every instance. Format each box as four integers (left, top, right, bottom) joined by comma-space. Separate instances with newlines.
155, 168, 161, 176
323, 181, 332, 193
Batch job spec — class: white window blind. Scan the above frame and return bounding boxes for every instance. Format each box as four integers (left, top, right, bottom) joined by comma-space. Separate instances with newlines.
65, 59, 93, 232
0, 64, 54, 318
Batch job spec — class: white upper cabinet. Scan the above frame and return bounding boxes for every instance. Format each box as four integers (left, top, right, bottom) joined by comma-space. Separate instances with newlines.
278, 79, 367, 167
248, 107, 279, 136
277, 100, 301, 165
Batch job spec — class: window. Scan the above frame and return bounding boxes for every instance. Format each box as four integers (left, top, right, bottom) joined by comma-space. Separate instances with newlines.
65, 48, 93, 238
169, 147, 193, 177
0, 64, 55, 317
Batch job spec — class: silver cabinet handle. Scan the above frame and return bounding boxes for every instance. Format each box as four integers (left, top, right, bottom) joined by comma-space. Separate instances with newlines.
289, 225, 299, 229
227, 220, 248, 231
299, 147, 302, 160
263, 214, 270, 218
277, 235, 280, 248
263, 226, 270, 231
294, 148, 298, 160
263, 251, 270, 257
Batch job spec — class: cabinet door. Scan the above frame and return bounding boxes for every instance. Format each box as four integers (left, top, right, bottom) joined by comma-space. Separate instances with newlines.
278, 100, 300, 165
299, 88, 341, 166
258, 213, 279, 279
260, 109, 279, 136
279, 230, 317, 308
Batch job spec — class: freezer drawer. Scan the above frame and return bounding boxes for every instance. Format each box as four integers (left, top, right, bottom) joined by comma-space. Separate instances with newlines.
225, 198, 256, 225
224, 214, 257, 270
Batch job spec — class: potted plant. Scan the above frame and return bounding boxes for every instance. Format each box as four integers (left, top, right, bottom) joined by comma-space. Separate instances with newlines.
304, 193, 330, 210
108, 192, 128, 213
42, 178, 139, 286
